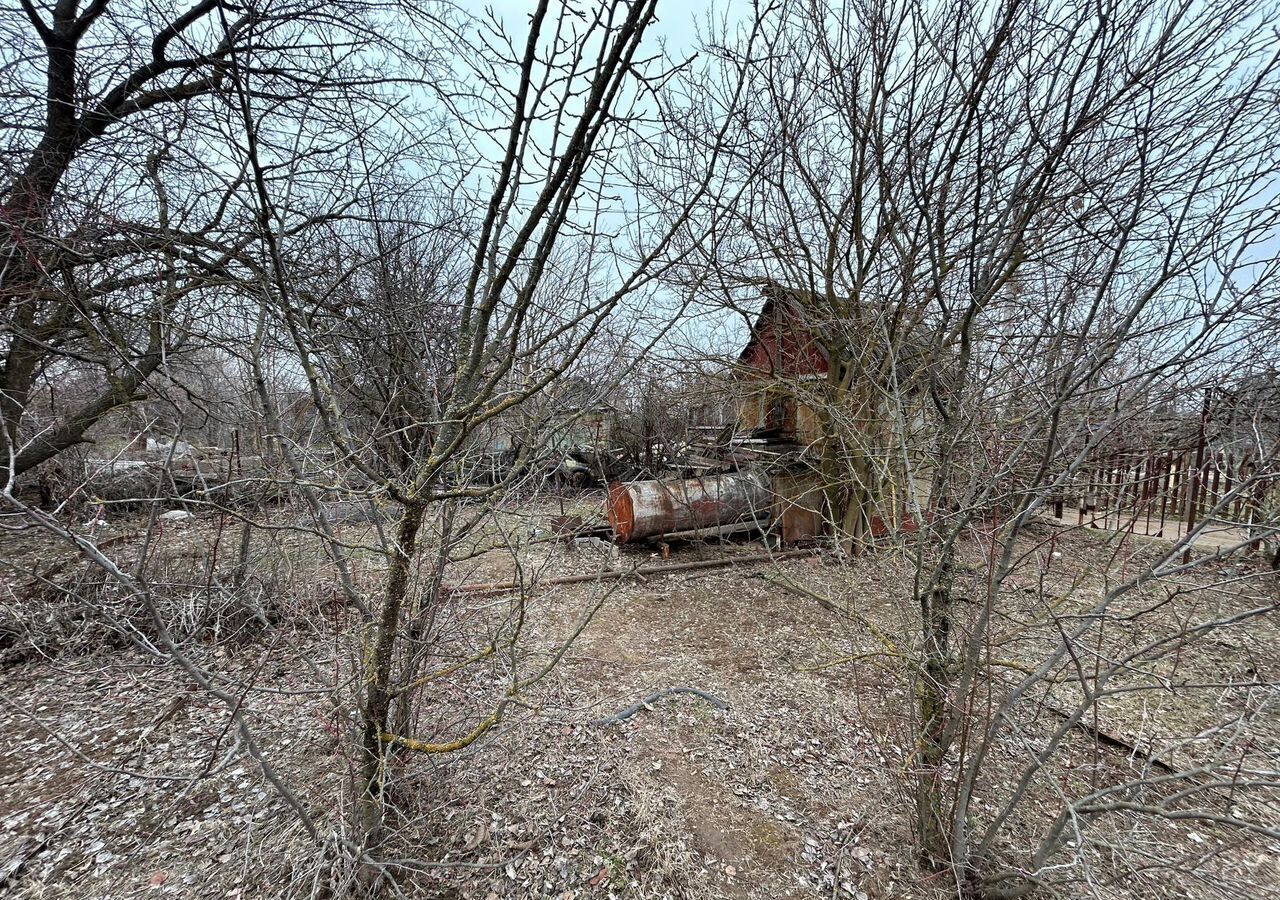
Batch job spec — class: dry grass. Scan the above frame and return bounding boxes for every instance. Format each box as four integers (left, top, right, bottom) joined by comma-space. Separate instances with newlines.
0, 505, 1276, 899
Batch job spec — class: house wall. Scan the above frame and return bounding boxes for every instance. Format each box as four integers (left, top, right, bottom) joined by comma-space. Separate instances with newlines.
728, 287, 945, 543
735, 377, 827, 445
735, 298, 832, 444
793, 393, 825, 445
737, 382, 795, 434
740, 308, 829, 378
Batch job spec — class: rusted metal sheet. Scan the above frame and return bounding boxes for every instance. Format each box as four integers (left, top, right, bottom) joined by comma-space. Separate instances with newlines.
771, 470, 826, 543
781, 504, 822, 543
608, 473, 772, 543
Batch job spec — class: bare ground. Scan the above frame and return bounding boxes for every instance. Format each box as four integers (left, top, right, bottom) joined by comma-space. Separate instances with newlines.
1, 507, 1277, 900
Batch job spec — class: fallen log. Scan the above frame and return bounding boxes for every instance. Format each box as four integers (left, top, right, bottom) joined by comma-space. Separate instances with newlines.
454, 548, 817, 597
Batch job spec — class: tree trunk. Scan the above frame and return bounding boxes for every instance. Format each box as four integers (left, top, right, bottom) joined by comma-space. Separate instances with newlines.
357, 502, 424, 852
915, 544, 956, 870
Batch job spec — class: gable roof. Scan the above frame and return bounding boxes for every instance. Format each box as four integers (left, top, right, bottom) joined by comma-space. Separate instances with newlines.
738, 282, 830, 376
736, 280, 942, 387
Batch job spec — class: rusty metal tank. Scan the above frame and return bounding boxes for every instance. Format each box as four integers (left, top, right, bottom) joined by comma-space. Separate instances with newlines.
607, 473, 772, 543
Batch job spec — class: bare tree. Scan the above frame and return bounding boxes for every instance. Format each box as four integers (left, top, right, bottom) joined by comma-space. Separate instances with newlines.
5, 2, 1277, 896
674, 0, 1280, 893
216, 0, 765, 863
0, 0, 439, 487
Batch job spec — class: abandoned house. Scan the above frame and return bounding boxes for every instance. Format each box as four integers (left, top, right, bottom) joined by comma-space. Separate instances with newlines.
609, 282, 939, 547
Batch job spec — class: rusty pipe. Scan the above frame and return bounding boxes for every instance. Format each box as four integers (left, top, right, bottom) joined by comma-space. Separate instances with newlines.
607, 472, 771, 543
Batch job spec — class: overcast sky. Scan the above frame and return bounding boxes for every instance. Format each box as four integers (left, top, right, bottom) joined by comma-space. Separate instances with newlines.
468, 1, 757, 362
481, 0, 734, 56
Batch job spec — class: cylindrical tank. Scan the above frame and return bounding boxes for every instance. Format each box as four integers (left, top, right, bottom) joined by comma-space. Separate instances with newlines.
607, 472, 772, 543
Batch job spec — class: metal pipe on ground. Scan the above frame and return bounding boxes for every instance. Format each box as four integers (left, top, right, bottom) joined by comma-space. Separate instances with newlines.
454, 549, 815, 597
607, 472, 772, 543
648, 519, 770, 543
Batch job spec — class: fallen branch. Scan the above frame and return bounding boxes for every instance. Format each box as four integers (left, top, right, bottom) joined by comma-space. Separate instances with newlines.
455, 549, 817, 596
590, 687, 730, 726
1042, 704, 1177, 774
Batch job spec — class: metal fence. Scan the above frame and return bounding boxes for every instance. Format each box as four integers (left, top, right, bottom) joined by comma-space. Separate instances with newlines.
1073, 447, 1273, 550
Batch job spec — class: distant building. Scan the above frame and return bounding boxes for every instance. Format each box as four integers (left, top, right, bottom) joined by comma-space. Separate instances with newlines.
735, 282, 833, 444
730, 281, 940, 544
